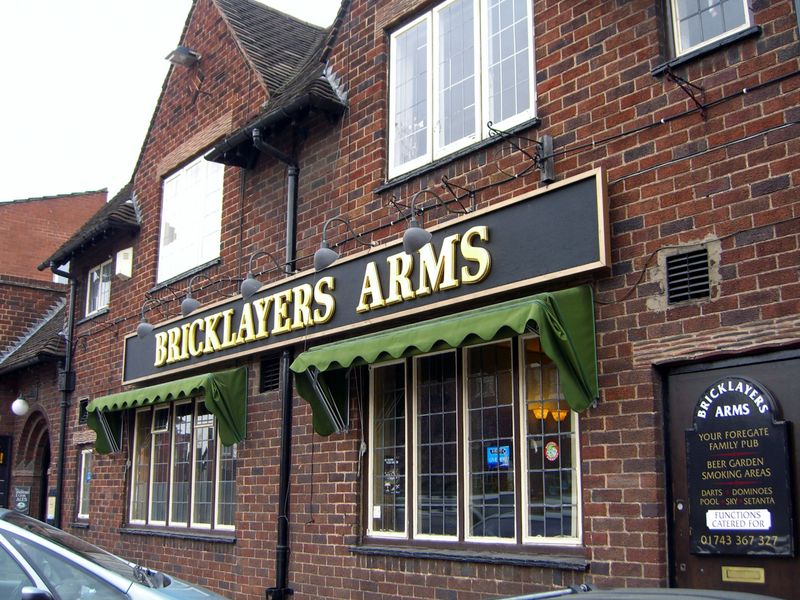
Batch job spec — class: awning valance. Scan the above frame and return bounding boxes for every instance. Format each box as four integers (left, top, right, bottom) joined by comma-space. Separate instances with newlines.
291, 285, 597, 436
86, 367, 247, 453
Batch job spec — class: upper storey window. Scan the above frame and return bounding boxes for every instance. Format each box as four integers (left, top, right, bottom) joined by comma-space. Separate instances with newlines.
85, 259, 112, 316
671, 0, 752, 56
157, 156, 224, 283
388, 0, 535, 178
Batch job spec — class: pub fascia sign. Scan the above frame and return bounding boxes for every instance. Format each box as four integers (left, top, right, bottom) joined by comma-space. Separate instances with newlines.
123, 168, 608, 383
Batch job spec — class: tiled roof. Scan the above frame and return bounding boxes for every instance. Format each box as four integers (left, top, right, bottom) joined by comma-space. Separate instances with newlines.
215, 0, 328, 93
0, 303, 66, 375
206, 0, 347, 167
38, 182, 139, 270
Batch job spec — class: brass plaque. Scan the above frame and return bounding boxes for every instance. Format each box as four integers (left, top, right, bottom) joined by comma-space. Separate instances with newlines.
721, 566, 765, 584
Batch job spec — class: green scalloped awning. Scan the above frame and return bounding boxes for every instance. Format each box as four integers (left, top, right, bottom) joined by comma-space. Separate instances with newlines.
291, 285, 597, 436
86, 367, 247, 454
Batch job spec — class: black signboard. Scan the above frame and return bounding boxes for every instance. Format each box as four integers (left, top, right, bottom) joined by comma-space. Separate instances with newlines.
686, 376, 794, 556
12, 486, 30, 515
122, 169, 608, 383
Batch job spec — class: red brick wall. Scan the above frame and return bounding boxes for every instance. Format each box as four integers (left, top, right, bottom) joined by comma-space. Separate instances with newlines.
0, 278, 65, 351
61, 0, 800, 599
0, 191, 106, 281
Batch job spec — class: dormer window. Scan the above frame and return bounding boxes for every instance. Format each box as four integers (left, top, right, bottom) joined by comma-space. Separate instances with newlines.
388, 0, 536, 179
85, 259, 112, 316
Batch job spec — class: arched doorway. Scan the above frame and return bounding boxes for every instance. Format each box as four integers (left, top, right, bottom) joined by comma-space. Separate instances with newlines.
16, 410, 52, 521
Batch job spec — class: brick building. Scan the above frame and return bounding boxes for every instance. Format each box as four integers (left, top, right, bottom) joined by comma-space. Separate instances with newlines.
0, 189, 107, 521
21, 0, 800, 599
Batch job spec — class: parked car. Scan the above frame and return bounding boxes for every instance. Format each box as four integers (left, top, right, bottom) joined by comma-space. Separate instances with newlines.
497, 585, 783, 600
0, 508, 229, 599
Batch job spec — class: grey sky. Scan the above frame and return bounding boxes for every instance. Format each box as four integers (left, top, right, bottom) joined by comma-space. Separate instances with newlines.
0, 1, 339, 203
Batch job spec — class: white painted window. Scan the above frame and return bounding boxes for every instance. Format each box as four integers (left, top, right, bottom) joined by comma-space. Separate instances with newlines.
671, 0, 752, 56
157, 156, 224, 283
367, 336, 581, 545
389, 0, 535, 178
77, 448, 93, 520
85, 260, 112, 316
129, 399, 236, 531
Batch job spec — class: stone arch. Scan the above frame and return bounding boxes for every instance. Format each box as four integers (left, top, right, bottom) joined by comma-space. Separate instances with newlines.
14, 408, 51, 520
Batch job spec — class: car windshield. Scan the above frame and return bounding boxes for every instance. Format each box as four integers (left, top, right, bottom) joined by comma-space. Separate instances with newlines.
1, 511, 157, 587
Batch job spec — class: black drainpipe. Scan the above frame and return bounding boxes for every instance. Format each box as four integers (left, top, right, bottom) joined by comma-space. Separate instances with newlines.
50, 263, 76, 529
253, 128, 297, 600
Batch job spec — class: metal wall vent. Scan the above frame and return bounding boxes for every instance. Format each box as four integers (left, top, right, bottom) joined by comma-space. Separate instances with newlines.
666, 248, 710, 304
260, 354, 281, 392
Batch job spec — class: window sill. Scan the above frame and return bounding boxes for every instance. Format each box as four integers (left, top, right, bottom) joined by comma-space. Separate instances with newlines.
77, 307, 109, 325
376, 117, 541, 194
120, 526, 235, 544
349, 544, 588, 571
651, 26, 762, 77
151, 257, 221, 293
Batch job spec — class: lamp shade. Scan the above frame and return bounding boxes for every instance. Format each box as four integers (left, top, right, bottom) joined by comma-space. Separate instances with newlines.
181, 295, 201, 316
11, 397, 29, 416
240, 274, 262, 299
403, 218, 432, 254
137, 321, 154, 337
314, 243, 339, 271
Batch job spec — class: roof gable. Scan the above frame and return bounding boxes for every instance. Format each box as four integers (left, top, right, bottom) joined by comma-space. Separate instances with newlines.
214, 0, 328, 94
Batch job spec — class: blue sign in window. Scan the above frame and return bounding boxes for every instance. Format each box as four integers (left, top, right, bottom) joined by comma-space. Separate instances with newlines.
486, 445, 510, 469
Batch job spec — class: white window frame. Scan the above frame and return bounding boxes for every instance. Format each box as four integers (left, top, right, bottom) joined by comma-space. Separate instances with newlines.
85, 259, 112, 316
670, 0, 753, 56
127, 399, 235, 531
388, 0, 536, 178
463, 340, 517, 544
367, 360, 408, 539
77, 448, 93, 520
157, 155, 224, 283
366, 336, 582, 546
519, 333, 582, 545
412, 349, 460, 541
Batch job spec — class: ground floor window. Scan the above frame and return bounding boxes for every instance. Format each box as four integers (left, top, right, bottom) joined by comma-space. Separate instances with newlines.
368, 335, 580, 546
129, 399, 236, 530
77, 448, 93, 520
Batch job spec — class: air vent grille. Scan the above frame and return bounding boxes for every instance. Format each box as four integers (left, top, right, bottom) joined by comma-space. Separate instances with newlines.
666, 248, 710, 304
260, 354, 281, 392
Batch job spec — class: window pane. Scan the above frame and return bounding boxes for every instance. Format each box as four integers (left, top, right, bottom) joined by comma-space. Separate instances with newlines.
150, 409, 171, 523
370, 363, 406, 534
0, 543, 33, 599
486, 0, 531, 124
416, 353, 458, 537
171, 403, 193, 525
217, 442, 237, 527
157, 157, 224, 282
466, 342, 515, 539
10, 536, 126, 599
130, 411, 151, 522
524, 338, 578, 539
192, 403, 215, 526
86, 261, 112, 315
78, 450, 92, 518
436, 0, 476, 149
675, 0, 747, 53
391, 19, 429, 170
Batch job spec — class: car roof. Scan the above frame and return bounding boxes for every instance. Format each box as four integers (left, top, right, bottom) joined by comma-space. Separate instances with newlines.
500, 588, 782, 600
